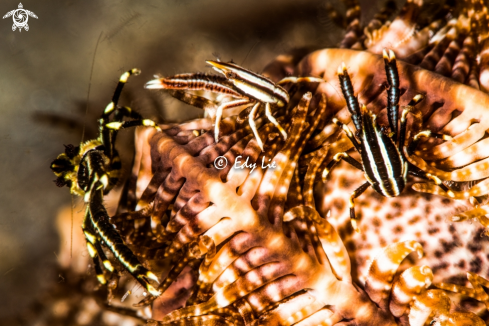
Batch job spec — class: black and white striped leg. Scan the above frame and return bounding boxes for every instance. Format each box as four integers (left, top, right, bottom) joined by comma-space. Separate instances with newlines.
422, 172, 454, 198
101, 69, 141, 129
101, 116, 161, 173
113, 106, 143, 121
322, 152, 363, 182
408, 165, 455, 197
89, 183, 161, 296
407, 165, 430, 179
100, 69, 161, 161
332, 118, 362, 153
349, 181, 371, 232
82, 215, 112, 284
92, 236, 115, 272
337, 63, 362, 132
406, 130, 453, 155
86, 243, 106, 284
83, 150, 110, 201
383, 49, 400, 142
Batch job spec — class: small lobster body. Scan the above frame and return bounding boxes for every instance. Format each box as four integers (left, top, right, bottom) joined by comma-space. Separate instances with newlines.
322, 50, 448, 232
359, 109, 407, 198
206, 60, 290, 107
50, 69, 162, 297
146, 60, 323, 151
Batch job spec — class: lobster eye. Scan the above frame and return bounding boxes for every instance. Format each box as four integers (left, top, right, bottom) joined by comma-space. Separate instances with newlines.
226, 71, 237, 79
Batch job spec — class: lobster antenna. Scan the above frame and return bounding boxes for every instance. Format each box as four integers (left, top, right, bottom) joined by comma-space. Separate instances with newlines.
75, 31, 103, 258
241, 39, 260, 67
81, 31, 103, 142
70, 194, 74, 258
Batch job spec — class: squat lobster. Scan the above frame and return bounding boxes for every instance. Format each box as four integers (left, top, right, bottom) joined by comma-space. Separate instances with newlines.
145, 60, 322, 151
322, 49, 454, 232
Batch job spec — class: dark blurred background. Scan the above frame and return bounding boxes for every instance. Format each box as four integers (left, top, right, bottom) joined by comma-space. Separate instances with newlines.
0, 0, 389, 321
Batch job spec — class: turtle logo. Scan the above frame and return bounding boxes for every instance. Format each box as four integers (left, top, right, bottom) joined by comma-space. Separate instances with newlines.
3, 3, 38, 32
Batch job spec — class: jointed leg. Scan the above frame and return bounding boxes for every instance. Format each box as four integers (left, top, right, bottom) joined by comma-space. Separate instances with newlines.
383, 49, 400, 142
101, 68, 141, 124
407, 144, 455, 197
265, 103, 287, 140
405, 129, 455, 196
102, 114, 161, 173
331, 118, 362, 153
100, 69, 161, 160
214, 99, 251, 143
337, 63, 363, 132
323, 105, 363, 181
399, 94, 455, 196
322, 152, 363, 181
89, 183, 161, 296
82, 212, 113, 284
114, 106, 143, 121
399, 94, 424, 150
80, 150, 160, 295
349, 181, 371, 232
249, 102, 264, 151
400, 94, 452, 157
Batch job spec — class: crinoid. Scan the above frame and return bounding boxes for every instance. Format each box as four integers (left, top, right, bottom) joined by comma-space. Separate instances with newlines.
114, 92, 484, 324
120, 92, 401, 324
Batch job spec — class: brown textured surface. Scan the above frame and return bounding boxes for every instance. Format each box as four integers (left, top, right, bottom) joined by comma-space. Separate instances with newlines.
318, 158, 489, 284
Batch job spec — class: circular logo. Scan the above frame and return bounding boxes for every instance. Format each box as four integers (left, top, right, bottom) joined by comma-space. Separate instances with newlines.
214, 156, 228, 170
3, 4, 38, 32
14, 10, 27, 25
